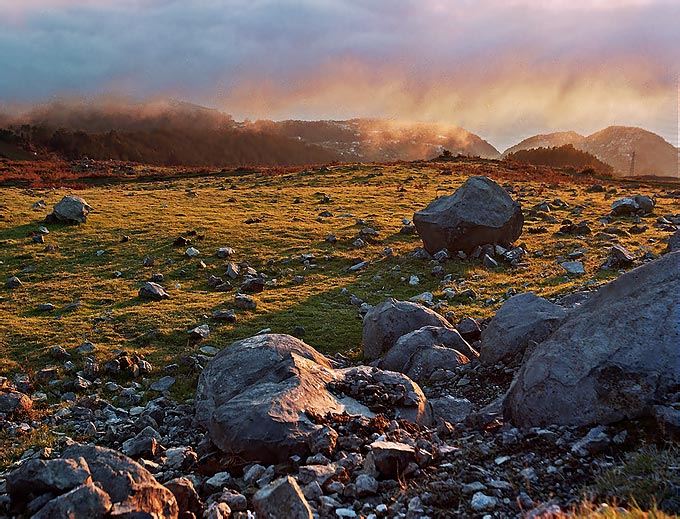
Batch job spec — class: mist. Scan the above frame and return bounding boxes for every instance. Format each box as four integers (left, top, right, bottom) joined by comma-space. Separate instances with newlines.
1, 0, 678, 150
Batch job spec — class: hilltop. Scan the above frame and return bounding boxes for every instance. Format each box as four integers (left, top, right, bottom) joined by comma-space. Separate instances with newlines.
504, 126, 678, 178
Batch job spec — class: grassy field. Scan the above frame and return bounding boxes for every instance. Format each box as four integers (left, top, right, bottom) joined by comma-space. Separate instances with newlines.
1, 158, 679, 516
0, 158, 678, 399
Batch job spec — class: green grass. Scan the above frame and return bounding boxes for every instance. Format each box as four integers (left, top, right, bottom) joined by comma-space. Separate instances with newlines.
0, 162, 678, 403
593, 445, 680, 512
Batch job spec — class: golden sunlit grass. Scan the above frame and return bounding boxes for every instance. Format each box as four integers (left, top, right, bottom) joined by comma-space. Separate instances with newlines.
0, 159, 678, 402
0, 159, 679, 517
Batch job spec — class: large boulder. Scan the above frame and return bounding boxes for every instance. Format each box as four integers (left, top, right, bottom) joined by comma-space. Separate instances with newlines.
413, 176, 523, 254
377, 326, 478, 381
195, 334, 432, 465
7, 457, 92, 508
362, 298, 452, 360
47, 196, 92, 224
479, 293, 567, 366
667, 230, 680, 252
504, 252, 680, 427
8, 445, 177, 519
61, 444, 178, 519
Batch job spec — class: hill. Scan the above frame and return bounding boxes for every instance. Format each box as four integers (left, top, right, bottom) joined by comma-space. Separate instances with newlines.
581, 126, 678, 178
1, 100, 501, 166
505, 144, 613, 175
503, 131, 585, 156
504, 127, 678, 178
253, 118, 501, 161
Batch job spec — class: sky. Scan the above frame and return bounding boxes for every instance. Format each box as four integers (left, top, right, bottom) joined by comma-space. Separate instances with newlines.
0, 0, 678, 151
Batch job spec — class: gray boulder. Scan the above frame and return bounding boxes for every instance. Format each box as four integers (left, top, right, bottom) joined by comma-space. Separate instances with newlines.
667, 230, 680, 252
195, 334, 432, 465
479, 293, 566, 366
430, 396, 475, 424
138, 282, 170, 301
8, 457, 92, 508
413, 176, 523, 254
33, 483, 112, 519
504, 252, 680, 427
377, 326, 478, 381
611, 195, 655, 216
252, 476, 312, 519
362, 298, 452, 360
62, 444, 178, 519
48, 196, 93, 224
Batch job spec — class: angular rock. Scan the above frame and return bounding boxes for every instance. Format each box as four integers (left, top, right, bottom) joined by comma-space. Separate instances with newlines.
456, 316, 482, 343
0, 390, 32, 417
479, 293, 567, 365
430, 396, 474, 424
252, 476, 313, 519
48, 196, 92, 224
5, 276, 22, 289
377, 326, 478, 381
195, 334, 431, 465
600, 245, 636, 271
504, 252, 680, 427
138, 282, 170, 301
234, 293, 256, 310
560, 261, 585, 275
362, 298, 452, 360
367, 441, 416, 479
61, 444, 178, 519
165, 478, 203, 519
8, 457, 92, 507
32, 483, 112, 519
241, 277, 265, 293
413, 176, 523, 254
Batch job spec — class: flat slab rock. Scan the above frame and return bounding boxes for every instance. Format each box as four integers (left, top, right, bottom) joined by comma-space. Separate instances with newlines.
194, 334, 432, 465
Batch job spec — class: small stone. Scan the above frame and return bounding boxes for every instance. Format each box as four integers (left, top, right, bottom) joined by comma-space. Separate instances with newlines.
5, 276, 22, 289
150, 376, 175, 392
234, 294, 257, 310
471, 492, 498, 512
560, 261, 585, 275
189, 324, 210, 340
138, 282, 170, 301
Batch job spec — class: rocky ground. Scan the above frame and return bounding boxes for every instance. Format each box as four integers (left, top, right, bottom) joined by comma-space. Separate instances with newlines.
0, 161, 678, 518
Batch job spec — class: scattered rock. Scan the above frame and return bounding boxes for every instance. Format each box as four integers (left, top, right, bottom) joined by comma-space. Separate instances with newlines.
600, 245, 636, 270
47, 196, 93, 224
195, 334, 431, 465
252, 476, 313, 519
4, 276, 22, 289
377, 326, 478, 382
560, 261, 585, 275
138, 282, 170, 301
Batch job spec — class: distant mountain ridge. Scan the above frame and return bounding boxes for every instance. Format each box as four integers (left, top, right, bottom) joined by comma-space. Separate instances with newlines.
254, 119, 501, 161
0, 100, 500, 166
504, 127, 678, 178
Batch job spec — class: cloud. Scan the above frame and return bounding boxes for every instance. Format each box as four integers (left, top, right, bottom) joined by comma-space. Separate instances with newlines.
0, 0, 677, 148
